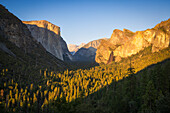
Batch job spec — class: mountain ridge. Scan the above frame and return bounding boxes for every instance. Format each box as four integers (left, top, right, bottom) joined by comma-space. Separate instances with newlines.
96, 18, 170, 64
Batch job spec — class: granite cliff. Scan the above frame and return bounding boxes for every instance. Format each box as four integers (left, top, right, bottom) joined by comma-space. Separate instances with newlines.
96, 19, 170, 64
23, 20, 72, 61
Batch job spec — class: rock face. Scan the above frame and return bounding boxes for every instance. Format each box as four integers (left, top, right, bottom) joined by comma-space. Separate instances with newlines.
73, 39, 104, 61
96, 19, 170, 64
23, 20, 72, 61
107, 51, 114, 64
68, 43, 86, 55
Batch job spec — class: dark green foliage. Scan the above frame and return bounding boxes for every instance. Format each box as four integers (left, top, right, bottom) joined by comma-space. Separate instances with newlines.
141, 80, 158, 113
0, 35, 70, 86
72, 59, 170, 113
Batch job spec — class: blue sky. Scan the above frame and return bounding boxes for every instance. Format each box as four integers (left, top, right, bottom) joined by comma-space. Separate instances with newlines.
1, 0, 170, 45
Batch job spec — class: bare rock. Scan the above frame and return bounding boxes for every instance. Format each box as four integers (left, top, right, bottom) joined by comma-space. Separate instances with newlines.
23, 20, 72, 61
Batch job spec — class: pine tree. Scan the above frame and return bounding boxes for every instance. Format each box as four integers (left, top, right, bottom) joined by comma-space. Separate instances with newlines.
141, 80, 157, 113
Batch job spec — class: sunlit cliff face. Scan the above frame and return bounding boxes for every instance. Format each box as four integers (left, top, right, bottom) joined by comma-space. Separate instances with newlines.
96, 19, 170, 64
23, 20, 60, 36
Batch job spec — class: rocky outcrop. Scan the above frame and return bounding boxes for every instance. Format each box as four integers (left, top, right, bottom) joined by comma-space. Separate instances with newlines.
109, 29, 134, 45
73, 39, 104, 61
107, 51, 114, 64
23, 20, 72, 61
96, 19, 170, 64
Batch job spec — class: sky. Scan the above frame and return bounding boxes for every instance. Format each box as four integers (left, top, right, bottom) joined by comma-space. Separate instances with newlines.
0, 0, 170, 45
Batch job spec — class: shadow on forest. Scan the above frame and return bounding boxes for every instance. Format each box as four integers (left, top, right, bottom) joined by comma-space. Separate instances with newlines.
133, 58, 170, 75
85, 58, 170, 98
72, 47, 97, 61
67, 61, 99, 70
69, 58, 170, 113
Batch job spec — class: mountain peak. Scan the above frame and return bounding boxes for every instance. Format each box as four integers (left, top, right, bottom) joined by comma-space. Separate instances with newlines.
109, 28, 133, 45
68, 43, 86, 54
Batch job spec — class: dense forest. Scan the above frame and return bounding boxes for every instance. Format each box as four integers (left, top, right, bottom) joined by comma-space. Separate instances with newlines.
0, 45, 170, 113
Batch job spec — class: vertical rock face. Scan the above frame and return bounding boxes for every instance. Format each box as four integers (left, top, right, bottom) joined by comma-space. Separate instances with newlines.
107, 51, 114, 64
95, 30, 133, 64
23, 20, 72, 61
95, 19, 170, 64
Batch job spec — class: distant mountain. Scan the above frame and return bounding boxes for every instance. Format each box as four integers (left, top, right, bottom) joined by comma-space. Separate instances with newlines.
68, 43, 86, 55
73, 39, 105, 61
96, 19, 170, 64
23, 20, 72, 61
68, 44, 78, 54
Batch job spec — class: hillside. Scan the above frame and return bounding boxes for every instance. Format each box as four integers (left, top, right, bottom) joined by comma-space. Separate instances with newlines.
72, 57, 170, 113
0, 5, 69, 84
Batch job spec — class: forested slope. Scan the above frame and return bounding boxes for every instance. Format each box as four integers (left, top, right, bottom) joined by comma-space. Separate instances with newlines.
0, 45, 169, 113
73, 58, 170, 113
0, 35, 69, 86
0, 4, 70, 85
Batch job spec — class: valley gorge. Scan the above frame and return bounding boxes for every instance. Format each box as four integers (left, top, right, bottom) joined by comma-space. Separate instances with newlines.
0, 2, 170, 113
